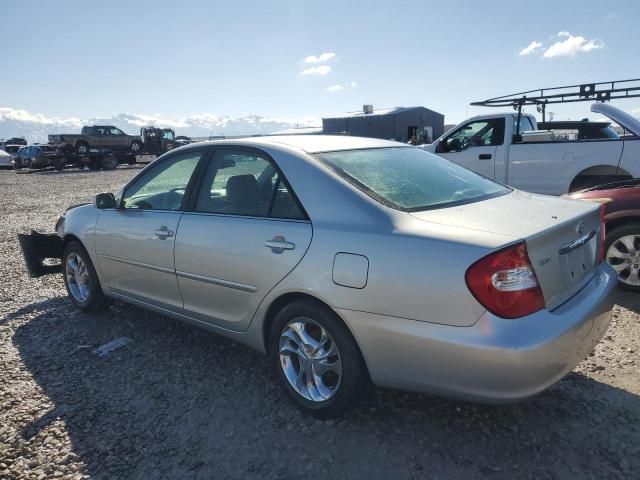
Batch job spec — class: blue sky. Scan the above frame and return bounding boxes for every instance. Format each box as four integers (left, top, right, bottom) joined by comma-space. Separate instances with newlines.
2, 0, 639, 124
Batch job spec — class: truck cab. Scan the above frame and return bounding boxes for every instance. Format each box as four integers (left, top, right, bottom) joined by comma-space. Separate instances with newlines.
424, 104, 640, 195
425, 113, 536, 184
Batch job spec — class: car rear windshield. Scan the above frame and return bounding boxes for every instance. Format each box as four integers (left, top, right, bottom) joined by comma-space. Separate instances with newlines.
316, 147, 511, 212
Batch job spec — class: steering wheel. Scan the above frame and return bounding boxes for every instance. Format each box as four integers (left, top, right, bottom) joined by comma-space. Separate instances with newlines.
459, 137, 471, 151
162, 187, 185, 210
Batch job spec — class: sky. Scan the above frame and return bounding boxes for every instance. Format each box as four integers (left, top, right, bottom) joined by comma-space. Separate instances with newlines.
2, 0, 640, 125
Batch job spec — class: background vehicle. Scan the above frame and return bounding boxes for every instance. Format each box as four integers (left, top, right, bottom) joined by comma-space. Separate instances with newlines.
14, 145, 65, 169
175, 135, 193, 146
18, 136, 615, 417
48, 125, 143, 155
0, 149, 13, 168
1, 137, 27, 147
424, 80, 640, 195
139, 127, 175, 155
567, 178, 640, 291
2, 144, 24, 156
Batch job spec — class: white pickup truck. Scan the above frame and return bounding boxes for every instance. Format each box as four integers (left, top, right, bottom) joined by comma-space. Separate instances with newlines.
423, 103, 640, 195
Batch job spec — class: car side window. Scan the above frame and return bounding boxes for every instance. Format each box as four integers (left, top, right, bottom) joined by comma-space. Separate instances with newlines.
440, 118, 505, 152
194, 150, 306, 220
121, 150, 202, 211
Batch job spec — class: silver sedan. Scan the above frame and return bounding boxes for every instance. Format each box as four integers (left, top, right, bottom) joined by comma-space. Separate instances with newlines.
20, 135, 616, 417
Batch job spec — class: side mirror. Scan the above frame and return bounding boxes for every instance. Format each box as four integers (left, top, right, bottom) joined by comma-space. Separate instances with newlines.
448, 138, 462, 152
93, 192, 116, 209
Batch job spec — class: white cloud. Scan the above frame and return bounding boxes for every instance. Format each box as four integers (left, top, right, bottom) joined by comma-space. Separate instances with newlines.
0, 107, 83, 128
349, 81, 358, 88
303, 52, 336, 64
519, 41, 543, 56
327, 85, 344, 92
300, 65, 332, 76
543, 32, 603, 58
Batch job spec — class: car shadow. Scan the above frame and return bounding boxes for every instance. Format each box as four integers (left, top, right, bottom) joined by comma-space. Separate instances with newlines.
613, 288, 640, 315
9, 298, 640, 479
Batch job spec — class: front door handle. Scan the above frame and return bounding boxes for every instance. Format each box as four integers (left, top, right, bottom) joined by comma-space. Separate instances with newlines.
479, 153, 492, 160
154, 226, 175, 239
265, 236, 295, 253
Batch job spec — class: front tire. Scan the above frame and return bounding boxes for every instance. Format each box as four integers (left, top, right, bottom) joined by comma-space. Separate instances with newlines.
605, 223, 640, 292
269, 299, 368, 418
62, 241, 106, 311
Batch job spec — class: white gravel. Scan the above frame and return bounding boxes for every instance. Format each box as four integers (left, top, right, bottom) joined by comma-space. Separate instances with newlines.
1, 167, 639, 480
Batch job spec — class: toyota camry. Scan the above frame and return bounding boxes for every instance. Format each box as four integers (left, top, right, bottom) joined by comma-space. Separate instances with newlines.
19, 135, 616, 417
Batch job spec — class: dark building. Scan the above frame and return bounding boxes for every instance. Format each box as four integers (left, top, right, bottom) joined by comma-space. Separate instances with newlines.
322, 105, 445, 143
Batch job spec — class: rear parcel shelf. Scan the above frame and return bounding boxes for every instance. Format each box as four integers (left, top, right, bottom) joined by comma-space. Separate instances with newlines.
17, 231, 64, 278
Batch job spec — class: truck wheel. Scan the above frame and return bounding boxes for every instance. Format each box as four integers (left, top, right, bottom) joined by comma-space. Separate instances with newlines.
101, 155, 118, 170
76, 142, 89, 155
25, 158, 33, 169
130, 140, 143, 153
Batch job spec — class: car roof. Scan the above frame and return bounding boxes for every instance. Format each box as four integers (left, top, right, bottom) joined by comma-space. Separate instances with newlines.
189, 135, 405, 154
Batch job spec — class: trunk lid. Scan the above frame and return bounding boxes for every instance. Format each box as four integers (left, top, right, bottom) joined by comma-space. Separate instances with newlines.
410, 190, 602, 311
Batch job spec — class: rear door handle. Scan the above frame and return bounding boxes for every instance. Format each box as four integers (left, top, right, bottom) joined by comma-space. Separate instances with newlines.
154, 226, 175, 239
265, 236, 295, 253
479, 154, 492, 160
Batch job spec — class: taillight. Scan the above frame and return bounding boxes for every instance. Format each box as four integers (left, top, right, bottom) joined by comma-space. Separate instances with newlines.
465, 241, 545, 319
597, 204, 606, 263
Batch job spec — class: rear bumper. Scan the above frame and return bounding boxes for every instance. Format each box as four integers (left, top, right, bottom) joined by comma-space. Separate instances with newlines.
338, 263, 616, 403
17, 231, 63, 278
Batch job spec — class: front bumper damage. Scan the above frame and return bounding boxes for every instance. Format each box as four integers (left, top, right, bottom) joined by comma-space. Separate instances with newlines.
17, 231, 64, 278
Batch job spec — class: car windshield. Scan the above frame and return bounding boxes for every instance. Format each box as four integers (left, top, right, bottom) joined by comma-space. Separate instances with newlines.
316, 147, 511, 211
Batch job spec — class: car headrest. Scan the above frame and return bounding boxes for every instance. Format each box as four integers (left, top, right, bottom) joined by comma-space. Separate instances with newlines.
226, 174, 259, 205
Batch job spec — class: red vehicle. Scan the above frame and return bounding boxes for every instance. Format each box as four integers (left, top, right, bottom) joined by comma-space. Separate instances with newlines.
568, 179, 640, 291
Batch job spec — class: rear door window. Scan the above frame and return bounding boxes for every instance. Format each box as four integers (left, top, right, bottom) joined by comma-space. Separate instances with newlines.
194, 149, 306, 220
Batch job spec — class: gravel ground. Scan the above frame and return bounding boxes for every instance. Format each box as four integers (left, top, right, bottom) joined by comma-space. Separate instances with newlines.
1, 167, 639, 480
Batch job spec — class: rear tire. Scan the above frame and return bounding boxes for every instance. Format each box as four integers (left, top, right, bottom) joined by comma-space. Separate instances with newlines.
269, 299, 368, 418
605, 223, 640, 292
76, 142, 89, 155
62, 241, 107, 311
101, 154, 118, 170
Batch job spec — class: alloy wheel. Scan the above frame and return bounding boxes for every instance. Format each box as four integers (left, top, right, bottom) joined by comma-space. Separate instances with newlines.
65, 252, 91, 302
606, 234, 640, 286
279, 318, 342, 402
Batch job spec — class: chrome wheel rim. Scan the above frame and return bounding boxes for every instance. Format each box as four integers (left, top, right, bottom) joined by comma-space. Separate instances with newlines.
131, 143, 140, 152
65, 252, 91, 302
279, 318, 342, 402
78, 145, 87, 154
606, 234, 640, 286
